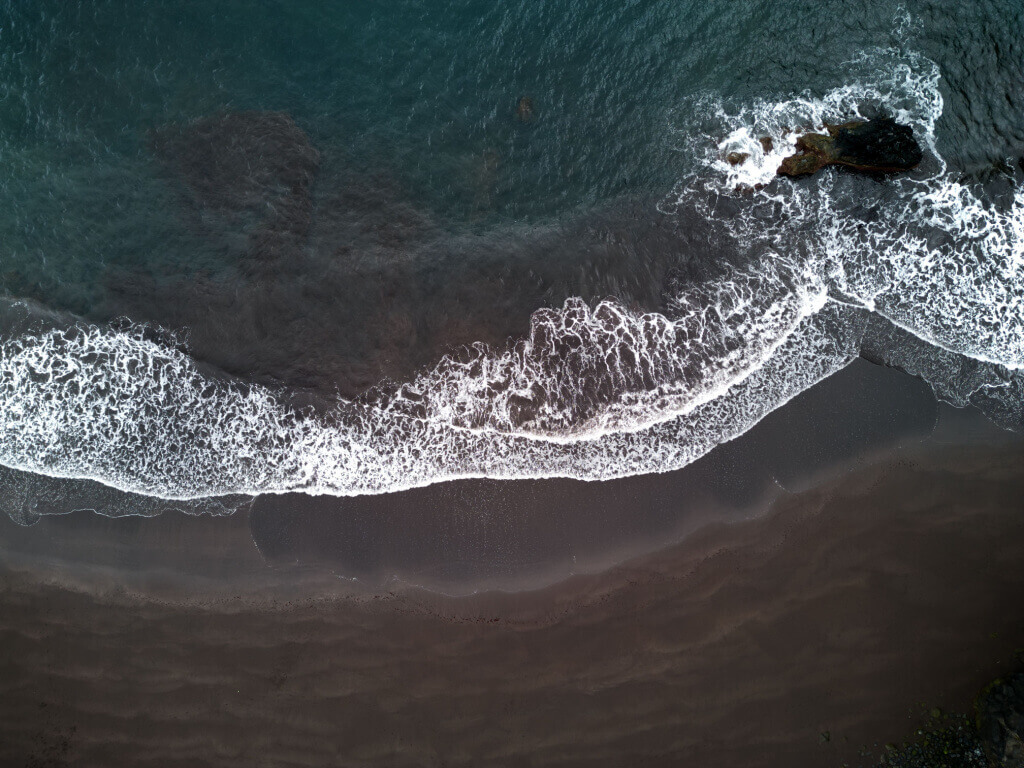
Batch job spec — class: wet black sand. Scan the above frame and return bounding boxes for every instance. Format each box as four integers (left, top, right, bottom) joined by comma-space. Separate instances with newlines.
1, 436, 1023, 768
247, 358, 940, 592
0, 357, 940, 593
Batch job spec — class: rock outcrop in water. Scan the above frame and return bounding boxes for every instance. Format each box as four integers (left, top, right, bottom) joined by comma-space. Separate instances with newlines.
976, 673, 1024, 768
777, 117, 923, 177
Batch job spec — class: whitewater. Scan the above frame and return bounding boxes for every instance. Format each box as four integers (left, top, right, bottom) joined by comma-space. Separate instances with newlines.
0, 47, 1021, 504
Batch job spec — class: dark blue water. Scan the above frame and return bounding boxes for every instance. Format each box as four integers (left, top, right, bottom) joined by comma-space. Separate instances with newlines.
0, 0, 1022, 543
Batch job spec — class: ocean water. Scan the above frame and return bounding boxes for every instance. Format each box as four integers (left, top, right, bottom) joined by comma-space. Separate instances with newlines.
0, 1, 1022, 525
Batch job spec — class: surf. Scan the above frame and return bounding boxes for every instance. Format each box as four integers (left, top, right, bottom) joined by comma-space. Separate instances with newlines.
0, 46, 1020, 508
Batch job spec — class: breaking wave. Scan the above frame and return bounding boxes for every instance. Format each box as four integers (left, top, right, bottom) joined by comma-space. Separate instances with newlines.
0, 45, 1021, 504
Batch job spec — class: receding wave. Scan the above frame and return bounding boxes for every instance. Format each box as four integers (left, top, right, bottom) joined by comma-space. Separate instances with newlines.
0, 46, 1021, 504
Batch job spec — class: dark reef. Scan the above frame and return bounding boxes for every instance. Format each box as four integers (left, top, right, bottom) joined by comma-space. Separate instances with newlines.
151, 111, 321, 263
778, 117, 923, 177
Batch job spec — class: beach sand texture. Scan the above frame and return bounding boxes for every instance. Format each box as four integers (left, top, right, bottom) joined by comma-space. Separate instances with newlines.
1, 440, 1022, 768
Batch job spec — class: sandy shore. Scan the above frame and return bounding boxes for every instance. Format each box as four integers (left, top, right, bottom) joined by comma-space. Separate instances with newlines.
1, 435, 1022, 767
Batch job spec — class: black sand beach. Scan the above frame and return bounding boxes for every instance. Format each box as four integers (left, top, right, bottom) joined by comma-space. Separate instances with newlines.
2, 2, 1023, 766
2, 420, 1022, 767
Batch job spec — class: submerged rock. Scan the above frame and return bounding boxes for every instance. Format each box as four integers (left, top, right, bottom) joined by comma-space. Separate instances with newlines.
516, 96, 535, 122
777, 117, 922, 177
976, 673, 1024, 768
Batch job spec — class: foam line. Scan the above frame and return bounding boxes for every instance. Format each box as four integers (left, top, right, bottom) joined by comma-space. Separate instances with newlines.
0, 46, 1021, 504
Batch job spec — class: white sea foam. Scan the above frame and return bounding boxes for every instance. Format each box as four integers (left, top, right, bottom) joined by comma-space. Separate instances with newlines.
677, 47, 944, 193
381, 254, 827, 438
664, 44, 1023, 373
0, 300, 858, 499
0, 46, 1021, 503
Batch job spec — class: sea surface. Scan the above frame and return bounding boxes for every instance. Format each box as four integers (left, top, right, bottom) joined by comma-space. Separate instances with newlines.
0, 0, 1022, 578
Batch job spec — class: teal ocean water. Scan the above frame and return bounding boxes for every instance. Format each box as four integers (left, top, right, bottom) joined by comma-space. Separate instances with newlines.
0, 0, 1022, 523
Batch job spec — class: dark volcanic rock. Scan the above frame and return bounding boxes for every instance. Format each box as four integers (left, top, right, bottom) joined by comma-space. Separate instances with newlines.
976, 673, 1024, 768
778, 117, 922, 177
831, 118, 924, 170
152, 111, 320, 260
779, 150, 825, 176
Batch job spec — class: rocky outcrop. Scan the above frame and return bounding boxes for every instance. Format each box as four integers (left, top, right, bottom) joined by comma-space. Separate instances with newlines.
778, 117, 923, 177
976, 673, 1024, 768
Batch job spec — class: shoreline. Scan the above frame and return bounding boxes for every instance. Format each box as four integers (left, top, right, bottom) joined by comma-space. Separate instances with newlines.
2, 415, 1019, 611
0, 357, 943, 597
